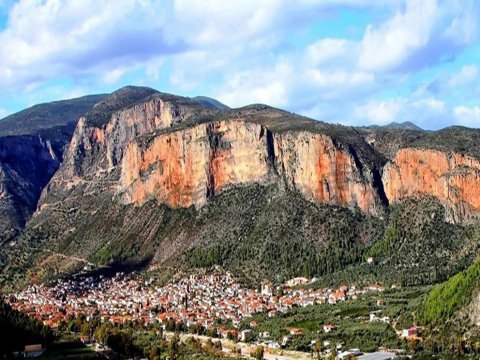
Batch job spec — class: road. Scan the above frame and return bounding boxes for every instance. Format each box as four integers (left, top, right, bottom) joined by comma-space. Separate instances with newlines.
166, 332, 311, 359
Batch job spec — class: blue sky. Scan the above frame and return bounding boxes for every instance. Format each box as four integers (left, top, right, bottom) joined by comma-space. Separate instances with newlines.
0, 0, 479, 130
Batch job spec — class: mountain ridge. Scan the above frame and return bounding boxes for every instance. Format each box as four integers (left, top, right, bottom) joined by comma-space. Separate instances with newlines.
1, 85, 480, 295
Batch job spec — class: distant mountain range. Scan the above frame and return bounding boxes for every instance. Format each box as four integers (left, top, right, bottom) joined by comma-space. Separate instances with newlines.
382, 121, 423, 131
367, 121, 423, 131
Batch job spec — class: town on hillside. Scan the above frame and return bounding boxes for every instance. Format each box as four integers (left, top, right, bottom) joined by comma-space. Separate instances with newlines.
6, 269, 421, 358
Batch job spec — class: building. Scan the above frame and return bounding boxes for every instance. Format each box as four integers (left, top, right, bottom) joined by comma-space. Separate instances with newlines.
240, 329, 252, 342
338, 348, 363, 359
358, 352, 396, 360
24, 344, 44, 358
286, 277, 310, 287
402, 326, 419, 338
323, 324, 336, 333
289, 327, 303, 336
261, 281, 273, 296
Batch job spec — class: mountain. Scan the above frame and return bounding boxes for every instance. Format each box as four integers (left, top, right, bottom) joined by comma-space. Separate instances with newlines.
0, 95, 106, 241
383, 121, 423, 131
1, 86, 480, 290
192, 96, 230, 110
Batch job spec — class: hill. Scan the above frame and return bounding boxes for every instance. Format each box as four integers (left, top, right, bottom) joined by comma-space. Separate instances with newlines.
383, 121, 423, 131
192, 96, 230, 110
420, 259, 480, 327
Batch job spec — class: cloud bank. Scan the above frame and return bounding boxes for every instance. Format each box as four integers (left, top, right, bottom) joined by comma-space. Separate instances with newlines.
0, 0, 479, 129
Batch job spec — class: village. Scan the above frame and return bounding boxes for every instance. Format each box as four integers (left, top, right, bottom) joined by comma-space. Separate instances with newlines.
6, 270, 421, 359
7, 271, 390, 331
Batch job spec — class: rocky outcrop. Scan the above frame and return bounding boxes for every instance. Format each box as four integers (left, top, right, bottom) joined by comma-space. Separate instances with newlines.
383, 148, 480, 222
38, 93, 382, 222
34, 90, 480, 230
273, 131, 379, 214
120, 121, 274, 208
120, 121, 379, 213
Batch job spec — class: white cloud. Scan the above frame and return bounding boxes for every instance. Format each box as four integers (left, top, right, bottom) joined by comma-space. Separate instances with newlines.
305, 38, 355, 66
0, 0, 170, 89
0, 0, 411, 93
0, 0, 478, 131
448, 65, 478, 88
442, 0, 480, 45
355, 100, 403, 124
454, 106, 480, 127
358, 0, 439, 72
412, 98, 445, 112
214, 40, 376, 114
352, 96, 447, 128
102, 68, 127, 84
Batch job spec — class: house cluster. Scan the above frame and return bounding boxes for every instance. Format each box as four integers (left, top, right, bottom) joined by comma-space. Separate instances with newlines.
7, 271, 390, 334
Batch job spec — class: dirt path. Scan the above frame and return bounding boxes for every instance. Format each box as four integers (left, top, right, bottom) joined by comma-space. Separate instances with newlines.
43, 249, 95, 266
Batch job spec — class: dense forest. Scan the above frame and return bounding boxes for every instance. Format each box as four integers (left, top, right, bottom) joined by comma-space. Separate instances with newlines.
420, 259, 480, 326
0, 298, 52, 356
183, 190, 479, 288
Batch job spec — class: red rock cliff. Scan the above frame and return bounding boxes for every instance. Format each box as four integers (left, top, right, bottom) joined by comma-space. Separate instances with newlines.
383, 148, 480, 222
120, 120, 380, 214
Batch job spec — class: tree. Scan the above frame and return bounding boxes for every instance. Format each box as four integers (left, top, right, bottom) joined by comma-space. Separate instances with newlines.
168, 333, 180, 360
149, 343, 163, 360
251, 345, 264, 360
313, 341, 323, 359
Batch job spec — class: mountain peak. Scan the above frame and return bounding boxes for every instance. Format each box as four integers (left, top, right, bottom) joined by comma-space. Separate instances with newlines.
192, 96, 230, 110
383, 121, 423, 131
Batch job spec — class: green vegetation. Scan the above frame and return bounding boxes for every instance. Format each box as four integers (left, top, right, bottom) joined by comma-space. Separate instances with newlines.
3, 185, 479, 294
420, 259, 480, 326
183, 191, 480, 288
0, 94, 105, 137
0, 298, 52, 356
182, 184, 384, 283
238, 290, 425, 353
309, 197, 480, 289
366, 197, 480, 285
45, 343, 98, 359
411, 126, 480, 159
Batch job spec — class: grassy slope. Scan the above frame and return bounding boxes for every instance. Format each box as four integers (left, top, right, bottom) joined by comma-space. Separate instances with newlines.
3, 184, 478, 293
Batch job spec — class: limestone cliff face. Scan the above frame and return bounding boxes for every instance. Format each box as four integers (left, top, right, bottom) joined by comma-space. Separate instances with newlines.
37, 91, 480, 226
61, 96, 200, 178
383, 148, 480, 222
35, 93, 218, 213
120, 120, 380, 214
120, 121, 275, 208
273, 132, 379, 214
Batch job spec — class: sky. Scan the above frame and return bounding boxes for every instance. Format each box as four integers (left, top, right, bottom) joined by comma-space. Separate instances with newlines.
0, 0, 479, 130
